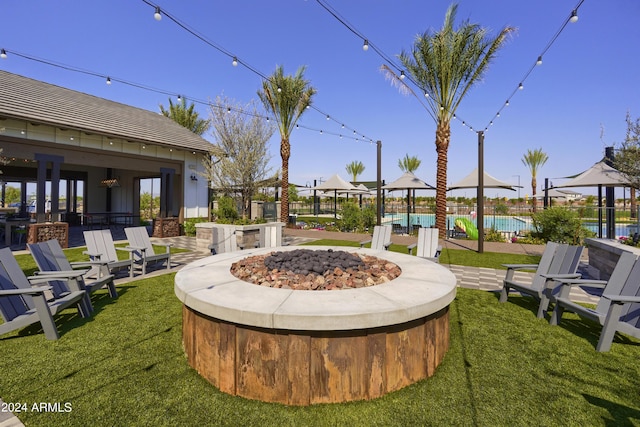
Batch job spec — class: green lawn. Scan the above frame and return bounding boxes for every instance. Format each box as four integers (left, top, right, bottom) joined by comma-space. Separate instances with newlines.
302, 238, 542, 270
2, 246, 639, 426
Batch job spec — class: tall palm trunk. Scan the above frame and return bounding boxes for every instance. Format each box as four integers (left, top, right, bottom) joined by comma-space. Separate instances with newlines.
531, 177, 537, 213
435, 121, 450, 237
280, 137, 290, 223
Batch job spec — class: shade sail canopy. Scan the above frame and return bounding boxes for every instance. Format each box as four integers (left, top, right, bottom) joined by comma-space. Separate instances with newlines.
448, 168, 519, 191
310, 174, 357, 192
382, 172, 435, 190
535, 188, 582, 199
552, 160, 629, 188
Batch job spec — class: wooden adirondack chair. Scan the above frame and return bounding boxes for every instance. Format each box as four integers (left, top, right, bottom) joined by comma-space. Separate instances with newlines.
550, 251, 640, 352
83, 229, 135, 278
124, 227, 172, 275
500, 242, 584, 318
407, 228, 442, 263
359, 225, 392, 250
28, 240, 117, 312
0, 247, 88, 340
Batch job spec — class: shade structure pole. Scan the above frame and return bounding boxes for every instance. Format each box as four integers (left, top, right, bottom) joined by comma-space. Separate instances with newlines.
377, 140, 382, 226
605, 146, 616, 239
477, 131, 485, 253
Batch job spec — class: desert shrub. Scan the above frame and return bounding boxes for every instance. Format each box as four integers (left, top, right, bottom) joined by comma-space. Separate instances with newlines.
484, 227, 506, 242
183, 217, 208, 236
531, 207, 594, 244
361, 205, 377, 231
214, 196, 238, 223
339, 202, 361, 232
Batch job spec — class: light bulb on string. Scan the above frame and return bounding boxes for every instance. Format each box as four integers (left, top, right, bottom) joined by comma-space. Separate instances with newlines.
277, 87, 282, 93
400, 71, 405, 80
0, 49, 7, 59
570, 10, 578, 23
536, 56, 543, 66
154, 6, 162, 21
362, 40, 369, 51
232, 57, 238, 67
518, 83, 524, 90
326, 115, 330, 120
177, 95, 182, 102
505, 100, 510, 106
106, 77, 111, 85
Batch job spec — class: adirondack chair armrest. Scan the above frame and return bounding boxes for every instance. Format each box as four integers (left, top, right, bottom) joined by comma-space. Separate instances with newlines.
359, 239, 371, 248
502, 264, 539, 270
0, 286, 52, 296
552, 278, 608, 288
407, 243, 417, 255
83, 250, 103, 258
603, 294, 640, 304
70, 260, 108, 269
116, 247, 136, 253
383, 241, 392, 250
435, 245, 442, 257
127, 245, 147, 253
30, 270, 87, 280
156, 243, 173, 253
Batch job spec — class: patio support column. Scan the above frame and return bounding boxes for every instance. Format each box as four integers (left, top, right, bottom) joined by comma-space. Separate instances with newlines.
159, 167, 175, 218
34, 153, 63, 223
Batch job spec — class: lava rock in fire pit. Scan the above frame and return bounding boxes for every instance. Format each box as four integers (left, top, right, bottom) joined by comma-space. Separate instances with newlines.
264, 249, 365, 276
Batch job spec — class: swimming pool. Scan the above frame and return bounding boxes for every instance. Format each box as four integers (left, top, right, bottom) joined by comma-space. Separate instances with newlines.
383, 213, 532, 233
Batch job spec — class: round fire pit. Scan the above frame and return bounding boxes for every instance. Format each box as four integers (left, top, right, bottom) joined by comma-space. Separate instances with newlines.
175, 246, 457, 406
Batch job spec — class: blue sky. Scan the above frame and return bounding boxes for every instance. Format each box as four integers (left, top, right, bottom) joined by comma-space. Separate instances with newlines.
2, 0, 638, 199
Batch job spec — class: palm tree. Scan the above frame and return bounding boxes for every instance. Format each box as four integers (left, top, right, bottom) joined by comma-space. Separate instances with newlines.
396, 3, 514, 237
258, 65, 316, 223
521, 148, 549, 213
159, 98, 210, 136
345, 160, 365, 183
398, 154, 421, 173
398, 154, 422, 213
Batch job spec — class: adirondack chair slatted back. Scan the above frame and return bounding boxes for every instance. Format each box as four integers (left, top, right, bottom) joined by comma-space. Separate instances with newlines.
84, 230, 119, 263
416, 228, 439, 258
619, 258, 640, 329
0, 248, 35, 321
529, 242, 561, 290
371, 226, 391, 250
595, 252, 640, 328
27, 241, 72, 299
124, 227, 154, 260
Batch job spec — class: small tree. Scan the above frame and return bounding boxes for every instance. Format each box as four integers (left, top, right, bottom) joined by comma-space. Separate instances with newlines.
613, 112, 640, 218
339, 202, 362, 232
522, 148, 549, 213
205, 97, 276, 219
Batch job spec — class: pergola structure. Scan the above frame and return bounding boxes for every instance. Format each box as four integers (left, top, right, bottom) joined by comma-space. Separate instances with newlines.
0, 70, 213, 227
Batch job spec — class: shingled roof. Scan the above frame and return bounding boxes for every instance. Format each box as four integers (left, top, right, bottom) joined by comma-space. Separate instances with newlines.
0, 70, 213, 153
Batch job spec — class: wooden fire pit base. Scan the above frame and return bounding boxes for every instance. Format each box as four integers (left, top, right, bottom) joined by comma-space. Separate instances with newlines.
175, 246, 457, 405
182, 305, 449, 406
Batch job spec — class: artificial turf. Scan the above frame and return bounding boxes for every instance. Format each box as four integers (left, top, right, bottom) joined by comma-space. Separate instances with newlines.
1, 269, 639, 426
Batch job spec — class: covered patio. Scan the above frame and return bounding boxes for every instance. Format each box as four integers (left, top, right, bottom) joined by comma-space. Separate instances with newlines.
0, 70, 213, 248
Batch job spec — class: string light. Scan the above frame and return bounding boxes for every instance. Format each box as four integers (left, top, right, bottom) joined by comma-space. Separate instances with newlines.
400, 71, 405, 80
536, 56, 543, 66
570, 10, 579, 23
106, 77, 112, 85
177, 94, 182, 102
518, 83, 524, 90
0, 49, 7, 59
153, 6, 162, 21
232, 57, 238, 67
362, 40, 369, 51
